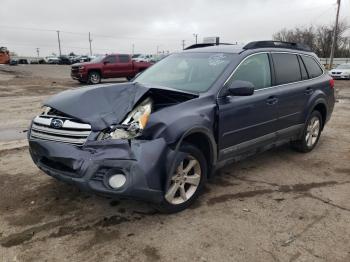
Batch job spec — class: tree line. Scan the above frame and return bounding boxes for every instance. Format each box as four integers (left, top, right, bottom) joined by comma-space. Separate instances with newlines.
273, 22, 349, 58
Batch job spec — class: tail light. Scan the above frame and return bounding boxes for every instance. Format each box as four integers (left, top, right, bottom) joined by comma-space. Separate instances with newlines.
329, 78, 335, 89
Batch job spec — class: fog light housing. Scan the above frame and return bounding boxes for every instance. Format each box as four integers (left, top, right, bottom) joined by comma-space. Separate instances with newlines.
108, 174, 126, 189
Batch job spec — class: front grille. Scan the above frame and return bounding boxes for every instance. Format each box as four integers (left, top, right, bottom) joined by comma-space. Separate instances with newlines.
71, 66, 79, 72
30, 115, 91, 145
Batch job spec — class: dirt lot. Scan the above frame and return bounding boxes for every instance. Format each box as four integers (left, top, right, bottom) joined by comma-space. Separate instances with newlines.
0, 65, 349, 262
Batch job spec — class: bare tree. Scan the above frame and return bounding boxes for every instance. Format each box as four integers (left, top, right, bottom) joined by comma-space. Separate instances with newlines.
273, 22, 349, 57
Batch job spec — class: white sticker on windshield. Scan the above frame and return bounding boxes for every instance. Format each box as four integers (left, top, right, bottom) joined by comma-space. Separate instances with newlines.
208, 53, 227, 66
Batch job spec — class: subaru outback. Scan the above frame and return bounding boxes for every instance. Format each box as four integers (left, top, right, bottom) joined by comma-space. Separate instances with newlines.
28, 41, 335, 213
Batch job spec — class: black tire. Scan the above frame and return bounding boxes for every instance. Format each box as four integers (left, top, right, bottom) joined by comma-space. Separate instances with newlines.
88, 71, 101, 84
156, 143, 207, 213
291, 110, 323, 153
78, 79, 86, 84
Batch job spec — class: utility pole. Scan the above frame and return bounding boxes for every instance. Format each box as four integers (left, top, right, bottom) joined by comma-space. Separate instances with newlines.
88, 32, 93, 56
36, 48, 40, 58
329, 0, 341, 69
182, 40, 185, 50
56, 30, 62, 57
193, 33, 198, 44
132, 43, 135, 55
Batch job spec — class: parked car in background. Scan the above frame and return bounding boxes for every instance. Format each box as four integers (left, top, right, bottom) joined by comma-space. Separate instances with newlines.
45, 56, 59, 64
58, 56, 72, 65
329, 63, 350, 79
18, 59, 29, 64
133, 54, 153, 62
150, 54, 168, 63
28, 41, 334, 212
131, 54, 141, 59
71, 54, 152, 84
9, 58, 18, 66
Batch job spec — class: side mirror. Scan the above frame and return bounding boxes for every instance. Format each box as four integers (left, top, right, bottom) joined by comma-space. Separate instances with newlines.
227, 80, 254, 96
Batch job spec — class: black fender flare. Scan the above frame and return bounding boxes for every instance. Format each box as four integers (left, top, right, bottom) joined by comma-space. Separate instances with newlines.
174, 126, 217, 164
304, 97, 328, 128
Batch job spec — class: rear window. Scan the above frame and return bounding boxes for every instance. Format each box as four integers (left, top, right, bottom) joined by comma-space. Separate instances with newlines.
301, 56, 323, 78
272, 53, 301, 85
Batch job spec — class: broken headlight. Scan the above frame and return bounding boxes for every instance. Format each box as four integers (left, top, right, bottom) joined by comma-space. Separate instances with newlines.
41, 106, 51, 115
98, 98, 153, 140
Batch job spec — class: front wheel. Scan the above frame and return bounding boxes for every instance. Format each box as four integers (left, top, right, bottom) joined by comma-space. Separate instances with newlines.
291, 111, 322, 153
88, 71, 101, 84
156, 143, 207, 213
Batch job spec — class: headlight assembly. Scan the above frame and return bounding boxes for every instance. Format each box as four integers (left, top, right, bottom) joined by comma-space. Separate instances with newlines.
41, 106, 51, 115
99, 98, 153, 140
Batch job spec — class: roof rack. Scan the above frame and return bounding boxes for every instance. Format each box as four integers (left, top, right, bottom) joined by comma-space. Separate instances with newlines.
185, 43, 234, 50
243, 41, 311, 52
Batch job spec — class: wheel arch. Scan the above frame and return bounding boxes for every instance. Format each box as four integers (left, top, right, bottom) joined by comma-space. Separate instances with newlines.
307, 98, 328, 130
175, 127, 217, 177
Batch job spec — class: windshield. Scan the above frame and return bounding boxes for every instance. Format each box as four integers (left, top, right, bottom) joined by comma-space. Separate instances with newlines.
134, 52, 234, 93
336, 64, 350, 69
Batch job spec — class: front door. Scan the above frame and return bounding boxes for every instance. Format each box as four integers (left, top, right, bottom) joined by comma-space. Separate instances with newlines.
218, 53, 279, 160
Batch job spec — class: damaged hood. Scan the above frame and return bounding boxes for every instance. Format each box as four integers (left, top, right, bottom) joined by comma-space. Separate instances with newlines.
44, 82, 196, 131
44, 83, 148, 131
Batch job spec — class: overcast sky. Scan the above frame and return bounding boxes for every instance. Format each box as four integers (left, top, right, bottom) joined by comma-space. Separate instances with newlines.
1, 0, 350, 57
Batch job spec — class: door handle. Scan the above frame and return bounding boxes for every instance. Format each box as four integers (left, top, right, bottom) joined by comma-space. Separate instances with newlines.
304, 87, 314, 95
266, 96, 278, 105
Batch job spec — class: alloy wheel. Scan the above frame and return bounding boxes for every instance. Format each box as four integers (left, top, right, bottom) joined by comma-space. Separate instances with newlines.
165, 155, 201, 205
305, 116, 320, 147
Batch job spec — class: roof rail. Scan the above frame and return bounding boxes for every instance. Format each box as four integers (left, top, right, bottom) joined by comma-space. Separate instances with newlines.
243, 41, 311, 52
185, 43, 234, 50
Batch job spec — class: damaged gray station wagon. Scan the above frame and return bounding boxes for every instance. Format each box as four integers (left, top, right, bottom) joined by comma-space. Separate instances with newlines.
28, 41, 335, 212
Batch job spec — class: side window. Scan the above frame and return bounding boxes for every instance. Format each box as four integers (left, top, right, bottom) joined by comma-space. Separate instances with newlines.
301, 55, 323, 78
298, 55, 309, 80
231, 53, 271, 90
118, 55, 130, 63
104, 55, 117, 64
272, 53, 301, 85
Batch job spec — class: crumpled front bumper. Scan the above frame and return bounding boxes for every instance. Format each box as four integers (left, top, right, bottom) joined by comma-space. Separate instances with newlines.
28, 137, 174, 203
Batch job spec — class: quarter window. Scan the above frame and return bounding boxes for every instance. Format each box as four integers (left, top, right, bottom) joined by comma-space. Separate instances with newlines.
301, 56, 323, 78
272, 53, 301, 85
231, 53, 271, 90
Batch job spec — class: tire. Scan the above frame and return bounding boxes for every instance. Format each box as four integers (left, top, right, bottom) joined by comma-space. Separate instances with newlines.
156, 143, 207, 213
78, 79, 86, 84
291, 110, 323, 153
88, 71, 101, 84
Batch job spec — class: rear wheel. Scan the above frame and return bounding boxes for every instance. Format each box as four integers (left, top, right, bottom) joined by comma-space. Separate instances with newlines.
291, 111, 322, 153
88, 71, 101, 84
156, 143, 207, 213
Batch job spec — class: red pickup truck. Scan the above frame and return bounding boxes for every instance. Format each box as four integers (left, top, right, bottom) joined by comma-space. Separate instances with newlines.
71, 54, 152, 84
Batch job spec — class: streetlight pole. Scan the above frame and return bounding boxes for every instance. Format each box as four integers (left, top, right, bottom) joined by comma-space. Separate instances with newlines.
193, 33, 198, 44
88, 32, 93, 56
132, 43, 135, 55
329, 0, 341, 69
56, 30, 62, 57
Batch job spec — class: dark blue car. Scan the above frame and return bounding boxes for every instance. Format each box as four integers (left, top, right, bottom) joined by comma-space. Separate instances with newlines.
28, 41, 335, 212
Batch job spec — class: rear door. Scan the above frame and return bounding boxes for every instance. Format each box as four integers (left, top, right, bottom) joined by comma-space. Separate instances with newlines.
271, 52, 310, 138
218, 53, 280, 160
117, 55, 134, 77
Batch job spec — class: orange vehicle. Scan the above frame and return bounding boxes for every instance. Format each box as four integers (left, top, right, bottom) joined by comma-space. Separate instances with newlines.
0, 47, 10, 64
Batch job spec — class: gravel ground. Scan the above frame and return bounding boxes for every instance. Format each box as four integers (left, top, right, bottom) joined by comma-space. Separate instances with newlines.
0, 65, 349, 262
